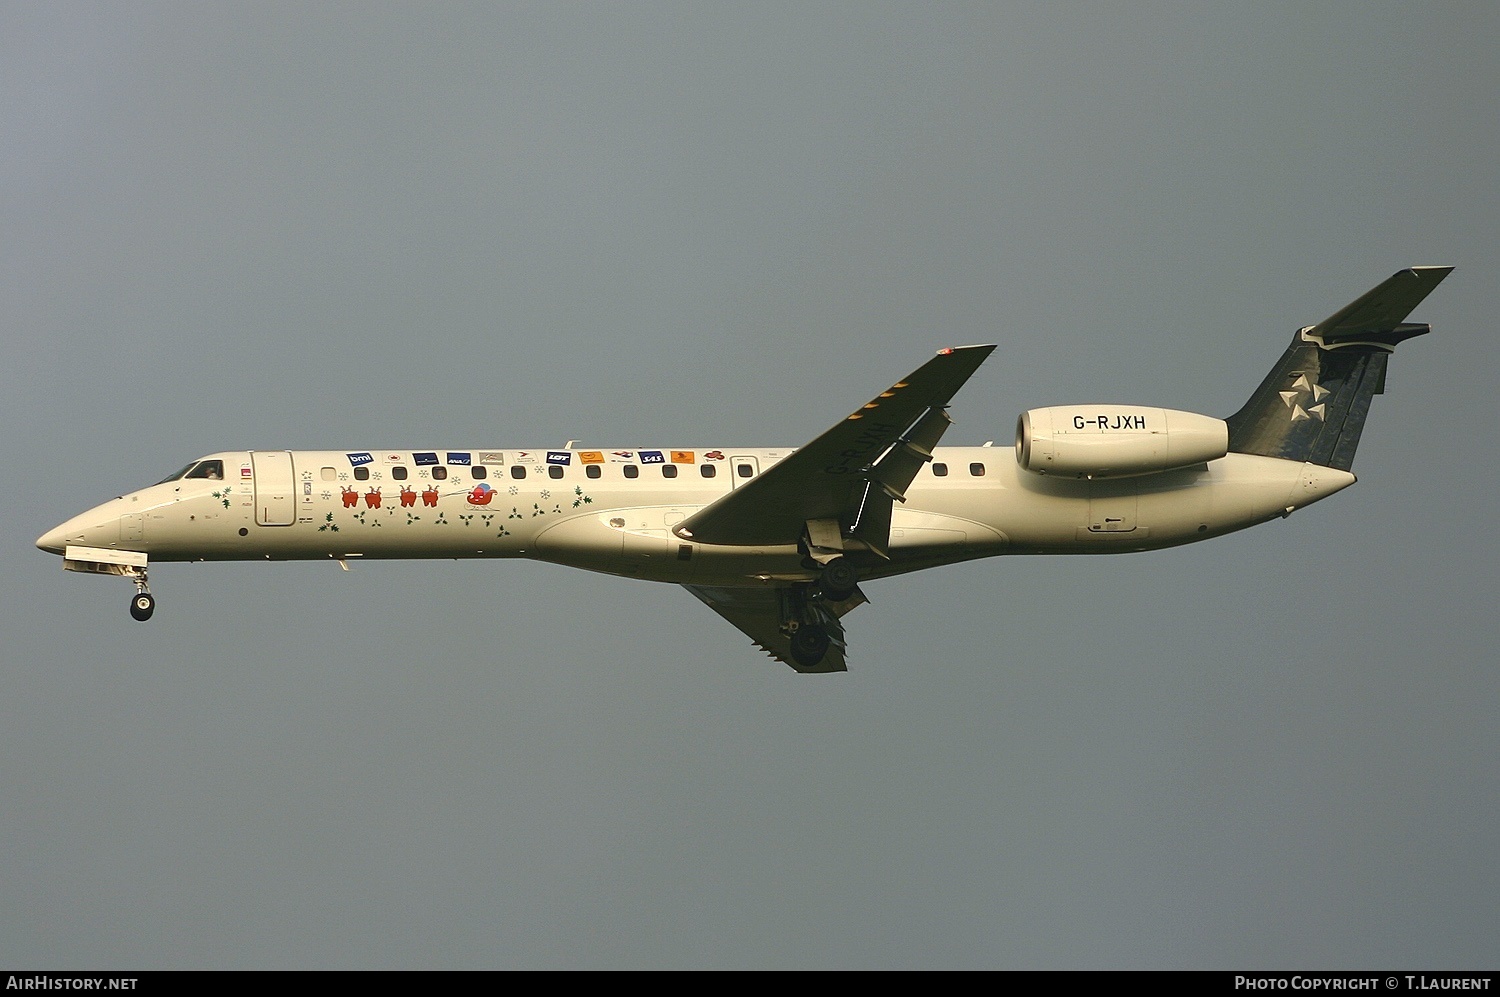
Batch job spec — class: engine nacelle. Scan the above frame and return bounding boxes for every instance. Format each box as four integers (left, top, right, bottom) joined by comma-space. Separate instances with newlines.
1016, 405, 1228, 478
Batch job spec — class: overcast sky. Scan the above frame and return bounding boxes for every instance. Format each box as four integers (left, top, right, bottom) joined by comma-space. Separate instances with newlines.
4, 2, 1498, 969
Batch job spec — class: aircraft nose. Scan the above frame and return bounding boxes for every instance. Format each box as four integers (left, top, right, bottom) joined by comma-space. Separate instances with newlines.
36, 503, 115, 555
37, 523, 69, 554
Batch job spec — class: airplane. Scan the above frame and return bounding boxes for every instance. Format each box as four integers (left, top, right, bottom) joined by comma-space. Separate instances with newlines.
37, 267, 1452, 672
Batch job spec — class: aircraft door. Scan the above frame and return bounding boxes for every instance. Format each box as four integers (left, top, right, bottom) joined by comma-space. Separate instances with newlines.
730, 456, 759, 489
252, 450, 296, 526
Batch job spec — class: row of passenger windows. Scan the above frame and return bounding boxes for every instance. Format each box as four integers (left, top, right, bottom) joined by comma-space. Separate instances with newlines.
325, 460, 987, 482
333, 462, 762, 482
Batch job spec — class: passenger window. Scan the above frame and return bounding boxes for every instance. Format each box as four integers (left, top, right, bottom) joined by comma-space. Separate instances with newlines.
662, 465, 678, 478
471, 466, 487, 480
432, 467, 448, 480
624, 465, 639, 479
969, 462, 986, 477
354, 467, 370, 481
321, 467, 337, 481
511, 465, 527, 479
392, 466, 408, 481
586, 465, 601, 479
701, 465, 716, 478
932, 463, 948, 476
547, 465, 562, 479
737, 463, 753, 478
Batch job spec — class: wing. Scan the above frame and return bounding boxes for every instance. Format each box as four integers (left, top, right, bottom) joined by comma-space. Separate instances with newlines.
1308, 266, 1454, 347
674, 345, 996, 549
684, 584, 868, 673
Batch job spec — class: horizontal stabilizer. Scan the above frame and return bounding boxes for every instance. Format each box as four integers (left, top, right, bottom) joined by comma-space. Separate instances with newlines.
1307, 266, 1453, 347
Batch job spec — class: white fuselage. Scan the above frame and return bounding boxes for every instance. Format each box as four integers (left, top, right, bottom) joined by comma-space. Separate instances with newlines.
37, 447, 1356, 587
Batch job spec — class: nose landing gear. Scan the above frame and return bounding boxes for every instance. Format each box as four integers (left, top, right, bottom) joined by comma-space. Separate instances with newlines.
127, 569, 154, 621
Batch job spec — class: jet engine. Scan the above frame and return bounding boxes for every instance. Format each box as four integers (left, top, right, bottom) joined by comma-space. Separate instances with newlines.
1016, 405, 1228, 478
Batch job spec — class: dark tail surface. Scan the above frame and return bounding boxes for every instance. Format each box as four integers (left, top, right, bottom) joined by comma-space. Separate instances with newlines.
1226, 267, 1452, 471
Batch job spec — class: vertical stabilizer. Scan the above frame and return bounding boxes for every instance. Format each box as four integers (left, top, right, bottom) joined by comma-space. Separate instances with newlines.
1226, 267, 1451, 470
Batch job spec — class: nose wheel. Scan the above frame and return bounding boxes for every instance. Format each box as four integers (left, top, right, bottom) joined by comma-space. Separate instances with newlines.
127, 569, 155, 621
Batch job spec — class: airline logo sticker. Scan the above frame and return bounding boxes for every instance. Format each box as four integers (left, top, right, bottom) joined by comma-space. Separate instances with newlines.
639, 450, 665, 464
514, 451, 538, 463
1280, 373, 1329, 423
704, 450, 724, 460
546, 451, 572, 465
671, 451, 695, 464
347, 452, 374, 466
413, 452, 439, 466
610, 451, 635, 461
479, 452, 504, 464
579, 451, 604, 464
241, 465, 253, 478
447, 452, 472, 465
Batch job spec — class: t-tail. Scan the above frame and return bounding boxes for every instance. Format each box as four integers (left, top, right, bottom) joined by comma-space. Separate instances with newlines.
1226, 266, 1452, 471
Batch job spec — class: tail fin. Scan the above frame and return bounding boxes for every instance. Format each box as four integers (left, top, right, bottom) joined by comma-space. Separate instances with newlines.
1226, 267, 1452, 471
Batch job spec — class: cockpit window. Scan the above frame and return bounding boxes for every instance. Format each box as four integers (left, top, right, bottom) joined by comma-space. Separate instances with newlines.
185, 460, 225, 480
156, 464, 197, 485
155, 459, 225, 484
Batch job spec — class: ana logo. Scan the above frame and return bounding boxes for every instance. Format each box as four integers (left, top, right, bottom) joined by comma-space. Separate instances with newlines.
447, 452, 472, 465
347, 452, 374, 467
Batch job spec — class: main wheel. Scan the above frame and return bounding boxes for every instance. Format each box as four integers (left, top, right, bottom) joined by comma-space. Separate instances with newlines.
129, 593, 155, 622
819, 558, 858, 602
790, 624, 831, 668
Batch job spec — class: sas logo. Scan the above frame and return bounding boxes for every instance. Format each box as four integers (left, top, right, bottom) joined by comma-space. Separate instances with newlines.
347, 452, 374, 467
546, 451, 572, 465
639, 450, 665, 464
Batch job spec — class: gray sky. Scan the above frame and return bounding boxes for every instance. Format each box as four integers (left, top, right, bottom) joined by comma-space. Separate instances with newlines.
5, 2, 1498, 969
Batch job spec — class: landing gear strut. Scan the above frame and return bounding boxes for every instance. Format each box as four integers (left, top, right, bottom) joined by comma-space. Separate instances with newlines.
127, 569, 154, 622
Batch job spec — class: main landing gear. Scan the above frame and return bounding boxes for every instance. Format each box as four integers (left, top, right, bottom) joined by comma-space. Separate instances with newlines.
779, 579, 852, 669
817, 557, 858, 602
127, 569, 155, 621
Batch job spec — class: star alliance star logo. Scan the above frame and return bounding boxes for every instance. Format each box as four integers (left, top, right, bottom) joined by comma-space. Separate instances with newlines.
1279, 372, 1329, 423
